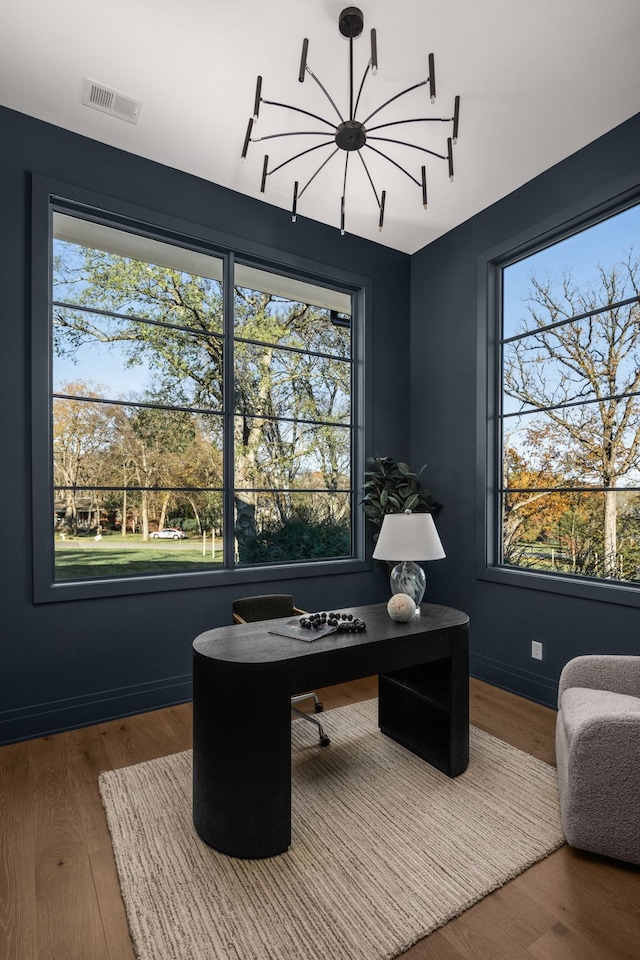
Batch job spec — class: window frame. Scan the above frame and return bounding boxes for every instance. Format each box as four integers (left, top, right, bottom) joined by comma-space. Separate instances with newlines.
32, 175, 372, 603
476, 175, 640, 608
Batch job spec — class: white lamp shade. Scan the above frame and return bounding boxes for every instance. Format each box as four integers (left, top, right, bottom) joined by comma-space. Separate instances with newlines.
372, 512, 445, 561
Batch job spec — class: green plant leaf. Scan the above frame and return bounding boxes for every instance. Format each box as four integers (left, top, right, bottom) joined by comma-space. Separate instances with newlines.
362, 455, 440, 530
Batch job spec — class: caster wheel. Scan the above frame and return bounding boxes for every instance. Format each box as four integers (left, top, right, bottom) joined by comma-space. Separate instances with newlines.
320, 736, 331, 747
314, 703, 324, 713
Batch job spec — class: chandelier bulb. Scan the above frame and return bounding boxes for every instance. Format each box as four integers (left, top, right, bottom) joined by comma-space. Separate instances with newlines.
241, 117, 253, 160
378, 190, 386, 230
430, 95, 436, 104
452, 94, 460, 144
253, 76, 262, 121
299, 38, 309, 83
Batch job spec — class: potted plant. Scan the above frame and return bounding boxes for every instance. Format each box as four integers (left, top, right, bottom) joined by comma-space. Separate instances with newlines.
362, 455, 440, 542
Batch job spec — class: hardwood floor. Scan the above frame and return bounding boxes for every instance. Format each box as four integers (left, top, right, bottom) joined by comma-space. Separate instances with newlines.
1, 677, 638, 960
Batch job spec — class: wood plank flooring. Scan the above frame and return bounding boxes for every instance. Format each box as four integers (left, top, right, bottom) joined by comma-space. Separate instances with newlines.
1, 678, 639, 960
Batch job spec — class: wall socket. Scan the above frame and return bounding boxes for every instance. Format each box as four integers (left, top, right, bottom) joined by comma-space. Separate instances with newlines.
531, 640, 543, 661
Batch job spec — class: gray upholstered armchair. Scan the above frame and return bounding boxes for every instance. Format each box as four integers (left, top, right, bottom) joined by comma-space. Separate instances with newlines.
555, 655, 640, 864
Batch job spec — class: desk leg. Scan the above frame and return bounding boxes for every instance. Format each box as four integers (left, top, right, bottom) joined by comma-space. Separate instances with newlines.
449, 631, 470, 776
378, 624, 469, 777
192, 652, 292, 859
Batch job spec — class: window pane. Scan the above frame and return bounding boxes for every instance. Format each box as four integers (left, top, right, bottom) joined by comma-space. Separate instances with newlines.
233, 491, 351, 565
54, 312, 223, 409
53, 399, 222, 494
502, 204, 640, 340
54, 489, 223, 580
234, 282, 351, 357
501, 489, 640, 583
234, 342, 350, 422
503, 403, 640, 489
503, 313, 640, 413
234, 416, 351, 491
53, 237, 224, 335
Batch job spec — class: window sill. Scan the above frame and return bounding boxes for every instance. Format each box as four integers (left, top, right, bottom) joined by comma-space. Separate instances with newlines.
34, 556, 372, 603
478, 563, 640, 608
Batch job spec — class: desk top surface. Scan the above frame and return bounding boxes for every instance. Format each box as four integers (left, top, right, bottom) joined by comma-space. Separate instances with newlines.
193, 602, 469, 665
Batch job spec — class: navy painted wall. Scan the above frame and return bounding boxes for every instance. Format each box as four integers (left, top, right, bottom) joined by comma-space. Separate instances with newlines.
410, 113, 640, 706
0, 105, 409, 743
3, 101, 638, 742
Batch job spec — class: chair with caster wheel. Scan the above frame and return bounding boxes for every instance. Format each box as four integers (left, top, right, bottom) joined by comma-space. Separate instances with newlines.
232, 594, 331, 747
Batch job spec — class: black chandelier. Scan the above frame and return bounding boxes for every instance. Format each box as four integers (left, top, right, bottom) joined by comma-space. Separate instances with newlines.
241, 6, 460, 235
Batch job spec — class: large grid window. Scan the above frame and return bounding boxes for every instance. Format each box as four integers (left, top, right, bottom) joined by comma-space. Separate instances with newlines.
497, 201, 640, 587
48, 211, 357, 588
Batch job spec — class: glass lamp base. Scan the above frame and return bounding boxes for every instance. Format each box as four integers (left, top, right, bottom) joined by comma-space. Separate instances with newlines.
389, 560, 426, 608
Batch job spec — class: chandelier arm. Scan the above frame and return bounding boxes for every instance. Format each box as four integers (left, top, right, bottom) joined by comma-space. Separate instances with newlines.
268, 140, 337, 178
252, 131, 336, 143
356, 151, 382, 208
353, 62, 371, 120
342, 152, 350, 198
367, 117, 453, 132
340, 154, 350, 234
349, 37, 354, 120
304, 67, 345, 124
364, 144, 421, 187
361, 80, 427, 126
368, 136, 447, 161
298, 148, 340, 199
261, 98, 337, 130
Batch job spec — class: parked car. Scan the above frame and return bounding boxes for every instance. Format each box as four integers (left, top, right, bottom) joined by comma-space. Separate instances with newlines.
150, 528, 187, 540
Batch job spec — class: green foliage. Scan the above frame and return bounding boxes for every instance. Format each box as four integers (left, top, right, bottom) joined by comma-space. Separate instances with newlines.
241, 518, 351, 564
362, 456, 440, 531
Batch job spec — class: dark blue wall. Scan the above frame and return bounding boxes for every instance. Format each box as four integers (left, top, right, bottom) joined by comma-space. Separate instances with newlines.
3, 102, 638, 742
410, 113, 640, 706
0, 105, 409, 743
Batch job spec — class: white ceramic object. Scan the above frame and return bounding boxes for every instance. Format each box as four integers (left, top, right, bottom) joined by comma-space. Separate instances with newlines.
387, 593, 417, 622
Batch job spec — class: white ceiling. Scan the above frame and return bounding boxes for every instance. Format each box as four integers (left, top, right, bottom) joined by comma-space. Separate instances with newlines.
1, 0, 639, 255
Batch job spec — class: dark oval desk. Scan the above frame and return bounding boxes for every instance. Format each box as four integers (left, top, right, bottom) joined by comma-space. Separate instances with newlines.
193, 602, 469, 859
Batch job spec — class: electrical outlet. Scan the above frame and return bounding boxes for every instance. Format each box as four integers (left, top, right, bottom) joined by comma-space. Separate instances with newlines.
531, 640, 543, 661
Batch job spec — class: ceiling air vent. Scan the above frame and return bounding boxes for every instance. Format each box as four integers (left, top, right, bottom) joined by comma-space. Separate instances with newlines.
82, 79, 142, 124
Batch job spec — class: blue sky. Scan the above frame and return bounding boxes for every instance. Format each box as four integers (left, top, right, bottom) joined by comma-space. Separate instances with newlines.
503, 202, 640, 338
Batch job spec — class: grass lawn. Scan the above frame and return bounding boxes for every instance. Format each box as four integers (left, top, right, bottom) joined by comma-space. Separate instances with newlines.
54, 537, 223, 579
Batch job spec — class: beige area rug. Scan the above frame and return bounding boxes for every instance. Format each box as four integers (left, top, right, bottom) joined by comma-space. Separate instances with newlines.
99, 698, 564, 960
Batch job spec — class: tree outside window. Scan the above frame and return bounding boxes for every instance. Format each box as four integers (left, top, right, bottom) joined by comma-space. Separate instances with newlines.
499, 202, 640, 585
51, 214, 355, 583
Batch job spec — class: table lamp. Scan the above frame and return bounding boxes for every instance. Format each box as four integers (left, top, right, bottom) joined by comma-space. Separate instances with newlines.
372, 510, 445, 609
